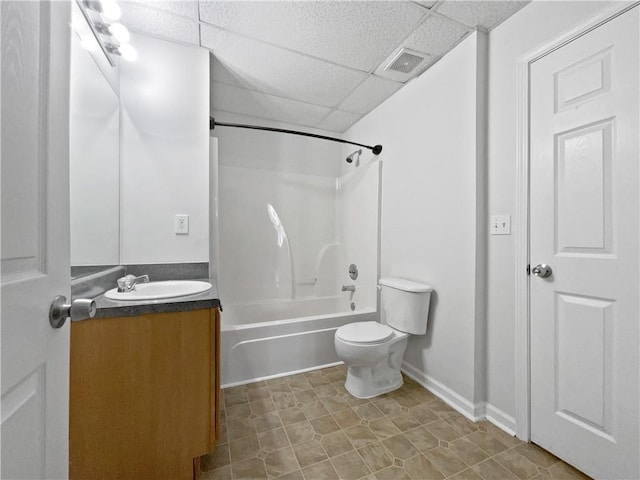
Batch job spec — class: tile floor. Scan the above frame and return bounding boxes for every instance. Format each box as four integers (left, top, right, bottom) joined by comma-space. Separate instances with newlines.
201, 365, 591, 480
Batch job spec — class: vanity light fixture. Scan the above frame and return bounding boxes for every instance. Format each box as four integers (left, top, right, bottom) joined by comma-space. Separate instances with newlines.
105, 43, 138, 62
78, 0, 136, 63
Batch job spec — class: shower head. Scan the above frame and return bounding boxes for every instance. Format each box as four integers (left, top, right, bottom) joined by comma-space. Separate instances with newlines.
346, 149, 362, 164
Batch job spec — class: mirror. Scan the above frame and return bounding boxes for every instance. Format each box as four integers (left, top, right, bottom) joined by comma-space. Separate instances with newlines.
69, 25, 120, 267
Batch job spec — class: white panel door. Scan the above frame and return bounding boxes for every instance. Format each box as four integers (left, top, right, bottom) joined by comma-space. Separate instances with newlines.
1, 2, 71, 478
530, 7, 639, 480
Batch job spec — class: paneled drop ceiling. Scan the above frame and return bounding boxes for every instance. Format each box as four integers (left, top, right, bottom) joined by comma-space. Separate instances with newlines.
119, 1, 529, 132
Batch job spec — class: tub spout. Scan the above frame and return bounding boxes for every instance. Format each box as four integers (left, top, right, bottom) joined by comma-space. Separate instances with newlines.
342, 285, 356, 292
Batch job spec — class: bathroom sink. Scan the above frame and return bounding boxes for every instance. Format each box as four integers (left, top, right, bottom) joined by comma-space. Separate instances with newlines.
104, 280, 212, 301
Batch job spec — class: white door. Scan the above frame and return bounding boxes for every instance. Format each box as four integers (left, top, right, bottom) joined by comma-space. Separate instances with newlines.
530, 7, 639, 480
1, 2, 71, 478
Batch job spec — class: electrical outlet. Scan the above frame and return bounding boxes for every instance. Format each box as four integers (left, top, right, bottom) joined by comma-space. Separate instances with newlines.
490, 215, 511, 235
175, 214, 189, 235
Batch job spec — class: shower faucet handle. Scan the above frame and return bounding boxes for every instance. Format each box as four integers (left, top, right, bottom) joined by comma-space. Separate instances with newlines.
342, 285, 356, 292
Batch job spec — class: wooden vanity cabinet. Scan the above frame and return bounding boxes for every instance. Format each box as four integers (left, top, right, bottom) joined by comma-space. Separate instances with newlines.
70, 308, 221, 480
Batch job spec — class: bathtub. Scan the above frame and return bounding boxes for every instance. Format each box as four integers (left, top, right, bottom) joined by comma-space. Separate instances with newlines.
221, 296, 377, 387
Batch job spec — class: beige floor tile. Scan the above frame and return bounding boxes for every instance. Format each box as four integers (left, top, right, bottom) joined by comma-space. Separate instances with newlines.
331, 450, 371, 479
227, 418, 257, 441
409, 388, 437, 404
368, 417, 402, 440
264, 446, 299, 479
333, 408, 361, 429
251, 398, 277, 415
226, 403, 252, 420
344, 425, 378, 449
404, 454, 445, 480
471, 458, 519, 480
229, 435, 260, 464
408, 404, 439, 424
465, 431, 509, 456
232, 457, 267, 480
201, 465, 232, 480
273, 392, 298, 410
382, 434, 420, 460
394, 394, 421, 408
355, 403, 384, 422
292, 439, 328, 468
321, 430, 353, 458
387, 413, 421, 433
246, 381, 268, 390
374, 466, 412, 479
447, 469, 484, 480
255, 412, 283, 433
278, 470, 304, 480
258, 427, 290, 453
423, 446, 468, 477
441, 412, 479, 435
295, 389, 319, 405
424, 419, 465, 442
247, 387, 271, 402
323, 396, 351, 413
403, 425, 439, 453
357, 442, 394, 473
279, 407, 308, 426
494, 448, 540, 479
548, 461, 592, 479
289, 379, 313, 392
285, 421, 315, 445
268, 383, 292, 394
302, 459, 339, 479
310, 414, 341, 436
484, 423, 521, 447
371, 397, 404, 416
448, 438, 489, 466
201, 443, 230, 472
315, 384, 338, 398
514, 443, 560, 468
301, 399, 330, 420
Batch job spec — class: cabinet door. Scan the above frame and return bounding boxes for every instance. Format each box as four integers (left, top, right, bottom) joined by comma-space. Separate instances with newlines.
70, 308, 220, 480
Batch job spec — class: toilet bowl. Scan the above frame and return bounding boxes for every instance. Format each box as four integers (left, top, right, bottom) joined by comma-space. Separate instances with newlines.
334, 277, 433, 399
334, 321, 409, 398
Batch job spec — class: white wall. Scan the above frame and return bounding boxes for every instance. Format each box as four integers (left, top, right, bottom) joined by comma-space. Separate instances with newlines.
486, 0, 620, 420
120, 33, 209, 264
344, 32, 487, 405
69, 34, 120, 265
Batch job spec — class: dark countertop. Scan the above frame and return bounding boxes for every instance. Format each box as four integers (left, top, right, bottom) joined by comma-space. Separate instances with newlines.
92, 278, 221, 318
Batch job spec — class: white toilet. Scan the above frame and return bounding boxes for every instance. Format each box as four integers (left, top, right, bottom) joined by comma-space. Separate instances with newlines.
334, 277, 433, 398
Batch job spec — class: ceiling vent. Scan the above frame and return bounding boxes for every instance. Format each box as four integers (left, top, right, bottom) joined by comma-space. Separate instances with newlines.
375, 47, 432, 83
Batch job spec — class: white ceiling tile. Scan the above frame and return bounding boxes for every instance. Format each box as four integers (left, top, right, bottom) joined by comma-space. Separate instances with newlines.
403, 13, 471, 58
413, 1, 438, 9
435, 1, 530, 30
211, 82, 332, 128
339, 76, 402, 115
317, 110, 362, 133
201, 24, 368, 108
198, 1, 427, 72
120, 2, 200, 45
121, 1, 199, 19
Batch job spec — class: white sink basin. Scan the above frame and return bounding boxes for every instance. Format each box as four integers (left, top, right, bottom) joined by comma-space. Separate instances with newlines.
104, 280, 212, 301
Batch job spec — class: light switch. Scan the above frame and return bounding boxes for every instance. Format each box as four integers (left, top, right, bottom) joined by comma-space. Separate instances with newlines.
175, 214, 189, 234
490, 215, 511, 235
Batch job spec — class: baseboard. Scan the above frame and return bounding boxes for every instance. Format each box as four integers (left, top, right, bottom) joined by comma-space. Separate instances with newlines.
401, 362, 517, 437
401, 361, 484, 422
221, 361, 343, 389
484, 403, 517, 436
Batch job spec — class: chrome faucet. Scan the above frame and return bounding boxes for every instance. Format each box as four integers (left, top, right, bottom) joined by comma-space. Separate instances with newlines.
342, 285, 356, 292
117, 274, 150, 292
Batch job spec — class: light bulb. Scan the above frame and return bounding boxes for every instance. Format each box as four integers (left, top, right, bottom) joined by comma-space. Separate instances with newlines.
100, 0, 121, 20
109, 23, 130, 43
119, 43, 137, 62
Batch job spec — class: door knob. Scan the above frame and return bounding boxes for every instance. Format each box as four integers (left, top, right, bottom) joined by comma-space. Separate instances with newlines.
532, 264, 553, 278
49, 295, 96, 329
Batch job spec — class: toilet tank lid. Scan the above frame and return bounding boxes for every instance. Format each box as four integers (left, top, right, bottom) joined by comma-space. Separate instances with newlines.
379, 277, 433, 293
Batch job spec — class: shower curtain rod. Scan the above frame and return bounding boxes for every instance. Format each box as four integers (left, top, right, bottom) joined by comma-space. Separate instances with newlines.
209, 116, 383, 155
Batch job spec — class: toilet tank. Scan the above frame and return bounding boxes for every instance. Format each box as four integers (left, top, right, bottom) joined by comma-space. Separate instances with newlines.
379, 277, 433, 335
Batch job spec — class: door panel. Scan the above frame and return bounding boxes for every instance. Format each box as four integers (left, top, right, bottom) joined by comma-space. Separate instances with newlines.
1, 1, 71, 478
530, 7, 639, 480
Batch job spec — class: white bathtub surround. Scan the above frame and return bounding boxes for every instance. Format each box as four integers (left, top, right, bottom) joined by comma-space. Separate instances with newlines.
221, 306, 376, 387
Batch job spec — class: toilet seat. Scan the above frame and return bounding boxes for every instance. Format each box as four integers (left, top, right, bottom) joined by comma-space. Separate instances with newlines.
336, 322, 394, 344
